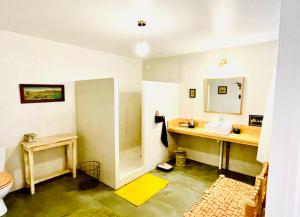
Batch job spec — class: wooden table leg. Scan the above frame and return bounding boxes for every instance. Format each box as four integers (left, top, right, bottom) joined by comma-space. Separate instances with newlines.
23, 149, 29, 187
72, 139, 77, 178
66, 144, 71, 171
28, 150, 35, 195
225, 142, 231, 170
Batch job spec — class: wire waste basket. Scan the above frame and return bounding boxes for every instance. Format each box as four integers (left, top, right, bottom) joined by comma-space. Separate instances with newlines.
77, 161, 100, 190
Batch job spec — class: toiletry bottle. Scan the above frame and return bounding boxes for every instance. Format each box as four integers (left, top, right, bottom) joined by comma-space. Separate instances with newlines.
188, 118, 195, 128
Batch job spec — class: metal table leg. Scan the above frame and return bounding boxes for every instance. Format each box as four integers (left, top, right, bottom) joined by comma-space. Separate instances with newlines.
219, 140, 224, 170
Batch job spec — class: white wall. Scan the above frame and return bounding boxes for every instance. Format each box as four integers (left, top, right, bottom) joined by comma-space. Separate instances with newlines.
143, 42, 278, 176
144, 41, 277, 124
76, 78, 118, 188
266, 0, 300, 216
0, 29, 142, 191
142, 81, 179, 172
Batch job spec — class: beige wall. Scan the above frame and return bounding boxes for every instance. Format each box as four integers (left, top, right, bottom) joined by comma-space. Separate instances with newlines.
143, 41, 278, 176
0, 29, 142, 191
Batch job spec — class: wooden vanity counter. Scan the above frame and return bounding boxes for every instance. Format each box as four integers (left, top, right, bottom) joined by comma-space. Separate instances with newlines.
167, 119, 261, 171
168, 119, 261, 147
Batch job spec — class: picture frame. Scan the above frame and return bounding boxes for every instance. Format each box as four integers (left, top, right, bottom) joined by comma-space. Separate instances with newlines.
218, 86, 227, 94
19, 84, 65, 104
249, 115, 264, 127
189, 89, 196, 98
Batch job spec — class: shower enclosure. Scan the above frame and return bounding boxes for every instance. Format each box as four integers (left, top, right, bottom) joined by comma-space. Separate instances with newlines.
76, 78, 179, 189
75, 77, 143, 189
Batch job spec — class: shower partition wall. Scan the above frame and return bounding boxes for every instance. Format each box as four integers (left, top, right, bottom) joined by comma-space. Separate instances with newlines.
76, 78, 119, 188
142, 81, 180, 172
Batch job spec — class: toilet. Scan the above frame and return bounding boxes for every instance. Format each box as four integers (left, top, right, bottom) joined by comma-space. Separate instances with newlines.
0, 147, 13, 216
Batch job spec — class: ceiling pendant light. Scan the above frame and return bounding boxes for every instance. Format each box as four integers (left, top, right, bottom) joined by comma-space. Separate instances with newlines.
135, 38, 150, 57
135, 20, 150, 57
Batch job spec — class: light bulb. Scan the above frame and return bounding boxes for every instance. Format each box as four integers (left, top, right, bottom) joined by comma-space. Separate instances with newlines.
135, 40, 150, 57
219, 58, 228, 67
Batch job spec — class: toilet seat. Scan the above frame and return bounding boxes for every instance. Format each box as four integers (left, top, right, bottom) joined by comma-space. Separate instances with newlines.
0, 172, 13, 189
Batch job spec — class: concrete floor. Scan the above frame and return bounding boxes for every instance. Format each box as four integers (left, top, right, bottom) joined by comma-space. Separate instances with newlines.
4, 161, 254, 217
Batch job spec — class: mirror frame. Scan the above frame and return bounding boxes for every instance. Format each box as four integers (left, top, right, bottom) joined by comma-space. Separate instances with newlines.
204, 77, 245, 115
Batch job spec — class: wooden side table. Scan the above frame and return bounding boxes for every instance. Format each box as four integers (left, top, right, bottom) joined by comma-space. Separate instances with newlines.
21, 133, 78, 195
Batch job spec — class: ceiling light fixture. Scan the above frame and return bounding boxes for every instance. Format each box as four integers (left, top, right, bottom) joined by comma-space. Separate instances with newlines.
135, 20, 150, 57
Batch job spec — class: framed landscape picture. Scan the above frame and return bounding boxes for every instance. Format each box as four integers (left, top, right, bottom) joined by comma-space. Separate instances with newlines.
19, 84, 65, 103
218, 86, 227, 94
249, 115, 264, 127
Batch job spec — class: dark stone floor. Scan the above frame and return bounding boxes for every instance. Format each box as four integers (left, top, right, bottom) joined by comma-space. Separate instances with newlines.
4, 161, 254, 217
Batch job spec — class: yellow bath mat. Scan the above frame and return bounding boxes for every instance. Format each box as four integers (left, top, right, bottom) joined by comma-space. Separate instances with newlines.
115, 173, 169, 206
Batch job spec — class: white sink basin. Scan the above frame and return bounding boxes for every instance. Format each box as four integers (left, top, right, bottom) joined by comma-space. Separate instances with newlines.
203, 121, 232, 135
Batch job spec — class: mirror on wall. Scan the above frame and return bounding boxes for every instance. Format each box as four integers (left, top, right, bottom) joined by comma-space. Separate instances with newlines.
204, 77, 244, 114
